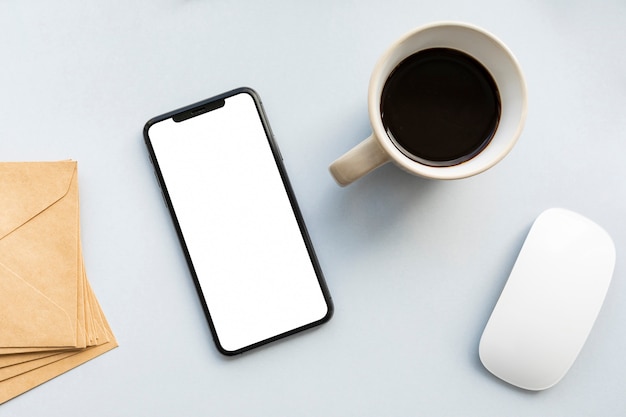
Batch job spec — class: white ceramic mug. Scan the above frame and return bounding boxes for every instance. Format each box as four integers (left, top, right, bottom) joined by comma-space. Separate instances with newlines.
329, 21, 528, 186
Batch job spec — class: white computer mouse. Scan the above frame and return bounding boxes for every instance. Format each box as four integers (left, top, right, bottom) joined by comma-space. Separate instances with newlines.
479, 208, 615, 391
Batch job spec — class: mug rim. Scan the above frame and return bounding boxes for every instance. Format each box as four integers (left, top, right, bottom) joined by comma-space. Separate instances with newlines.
368, 21, 528, 180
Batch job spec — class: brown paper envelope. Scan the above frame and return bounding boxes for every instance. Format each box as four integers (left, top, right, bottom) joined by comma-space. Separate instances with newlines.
0, 274, 117, 404
0, 263, 75, 349
84, 274, 109, 345
77, 271, 112, 346
0, 266, 97, 355
0, 268, 104, 355
0, 162, 81, 349
0, 350, 66, 369
76, 236, 87, 347
0, 351, 76, 382
0, 278, 114, 364
78, 240, 101, 346
0, 335, 118, 404
0, 254, 104, 354
0, 276, 114, 381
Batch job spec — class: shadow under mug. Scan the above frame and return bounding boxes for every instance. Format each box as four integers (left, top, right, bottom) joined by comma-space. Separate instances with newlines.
329, 21, 528, 186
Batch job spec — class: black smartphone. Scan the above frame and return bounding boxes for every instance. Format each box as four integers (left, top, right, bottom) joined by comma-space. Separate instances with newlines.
144, 88, 333, 355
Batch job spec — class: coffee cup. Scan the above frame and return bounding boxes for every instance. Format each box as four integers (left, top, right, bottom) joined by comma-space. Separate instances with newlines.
329, 21, 527, 186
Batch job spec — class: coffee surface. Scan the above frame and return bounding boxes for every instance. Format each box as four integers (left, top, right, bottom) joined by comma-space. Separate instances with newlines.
381, 48, 501, 166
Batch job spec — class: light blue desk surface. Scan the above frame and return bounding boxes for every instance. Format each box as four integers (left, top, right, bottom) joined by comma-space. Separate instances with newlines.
1, 1, 625, 415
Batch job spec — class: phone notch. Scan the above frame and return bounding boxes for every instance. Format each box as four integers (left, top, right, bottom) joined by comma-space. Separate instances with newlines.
172, 99, 226, 122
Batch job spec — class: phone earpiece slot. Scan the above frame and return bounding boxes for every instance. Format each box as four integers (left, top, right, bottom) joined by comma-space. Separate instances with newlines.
173, 99, 226, 122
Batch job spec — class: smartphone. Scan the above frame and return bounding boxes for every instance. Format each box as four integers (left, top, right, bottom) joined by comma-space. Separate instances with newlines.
144, 88, 333, 355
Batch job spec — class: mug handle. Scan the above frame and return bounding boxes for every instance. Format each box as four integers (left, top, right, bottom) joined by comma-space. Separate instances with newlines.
329, 134, 391, 186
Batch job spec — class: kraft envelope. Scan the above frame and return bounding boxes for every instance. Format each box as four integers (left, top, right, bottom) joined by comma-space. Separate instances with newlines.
0, 350, 66, 369
0, 352, 74, 382
0, 161, 117, 404
0, 275, 112, 380
0, 337, 116, 404
0, 162, 82, 349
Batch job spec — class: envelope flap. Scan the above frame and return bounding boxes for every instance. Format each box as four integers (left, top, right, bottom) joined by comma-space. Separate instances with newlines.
0, 162, 76, 240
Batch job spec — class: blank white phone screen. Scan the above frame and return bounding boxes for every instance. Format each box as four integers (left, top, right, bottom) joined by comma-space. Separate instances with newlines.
147, 91, 330, 353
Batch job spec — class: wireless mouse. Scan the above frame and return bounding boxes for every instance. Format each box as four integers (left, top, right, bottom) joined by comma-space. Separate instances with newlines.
479, 208, 615, 391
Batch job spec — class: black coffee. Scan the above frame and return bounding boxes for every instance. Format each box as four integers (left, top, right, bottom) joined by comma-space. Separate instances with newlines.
381, 48, 501, 166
